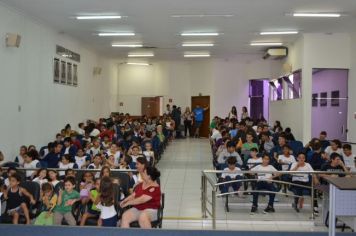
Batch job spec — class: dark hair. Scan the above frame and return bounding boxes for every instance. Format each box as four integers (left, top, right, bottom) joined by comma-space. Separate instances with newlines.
100, 166, 111, 178
145, 166, 161, 181
100, 176, 114, 206
331, 139, 342, 149
7, 166, 17, 173
330, 153, 342, 160
262, 153, 271, 159
312, 142, 322, 151
65, 169, 75, 176
63, 137, 71, 143
283, 145, 291, 150
36, 168, 48, 178
242, 106, 248, 113
226, 141, 235, 148
136, 156, 148, 167
343, 144, 352, 150
250, 147, 258, 152
62, 154, 72, 162
26, 149, 39, 160
320, 131, 327, 136
123, 155, 133, 165
42, 182, 54, 193
132, 145, 139, 150
297, 152, 306, 158
285, 127, 291, 133
65, 124, 71, 130
78, 123, 84, 128
10, 173, 22, 182
227, 156, 237, 165
64, 176, 76, 186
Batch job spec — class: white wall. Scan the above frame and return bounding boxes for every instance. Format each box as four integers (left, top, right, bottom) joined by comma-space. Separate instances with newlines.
116, 56, 282, 119
0, 4, 118, 161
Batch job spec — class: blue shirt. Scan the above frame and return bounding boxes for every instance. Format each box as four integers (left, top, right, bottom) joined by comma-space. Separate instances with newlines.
41, 152, 60, 168
194, 108, 204, 122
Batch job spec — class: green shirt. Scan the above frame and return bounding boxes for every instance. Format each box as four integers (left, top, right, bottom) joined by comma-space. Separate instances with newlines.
90, 189, 100, 212
54, 190, 80, 213
210, 121, 216, 129
242, 142, 259, 151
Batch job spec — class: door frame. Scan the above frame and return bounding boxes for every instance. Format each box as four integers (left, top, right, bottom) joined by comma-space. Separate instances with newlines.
191, 95, 211, 138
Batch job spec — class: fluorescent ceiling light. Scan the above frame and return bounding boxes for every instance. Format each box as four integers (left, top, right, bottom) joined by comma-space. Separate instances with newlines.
126, 62, 150, 66
76, 15, 122, 20
250, 42, 283, 46
128, 53, 154, 57
182, 43, 214, 47
112, 43, 143, 48
293, 13, 341, 18
98, 32, 135, 36
260, 31, 298, 35
171, 14, 234, 18
181, 32, 219, 36
184, 53, 211, 58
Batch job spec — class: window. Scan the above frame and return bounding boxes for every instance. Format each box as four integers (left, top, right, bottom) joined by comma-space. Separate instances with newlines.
270, 78, 283, 101
285, 70, 302, 99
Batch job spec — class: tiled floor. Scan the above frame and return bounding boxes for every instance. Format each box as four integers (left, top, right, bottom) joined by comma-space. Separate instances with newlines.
157, 138, 339, 232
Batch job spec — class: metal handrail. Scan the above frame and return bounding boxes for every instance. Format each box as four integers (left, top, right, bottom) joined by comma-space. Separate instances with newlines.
201, 169, 355, 230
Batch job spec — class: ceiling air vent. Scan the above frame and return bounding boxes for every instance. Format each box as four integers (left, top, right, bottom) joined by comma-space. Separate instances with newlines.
263, 47, 288, 60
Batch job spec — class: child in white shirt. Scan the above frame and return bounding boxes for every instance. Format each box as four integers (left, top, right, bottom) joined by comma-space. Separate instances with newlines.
342, 144, 356, 171
219, 157, 243, 193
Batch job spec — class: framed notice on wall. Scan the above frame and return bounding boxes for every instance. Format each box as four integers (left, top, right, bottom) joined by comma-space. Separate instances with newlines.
331, 90, 340, 107
53, 58, 60, 83
67, 62, 72, 85
320, 92, 327, 107
60, 60, 66, 84
73, 64, 78, 86
312, 93, 318, 107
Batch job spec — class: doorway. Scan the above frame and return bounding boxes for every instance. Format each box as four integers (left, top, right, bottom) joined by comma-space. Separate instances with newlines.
191, 96, 210, 138
249, 79, 269, 121
311, 69, 348, 141
141, 96, 161, 117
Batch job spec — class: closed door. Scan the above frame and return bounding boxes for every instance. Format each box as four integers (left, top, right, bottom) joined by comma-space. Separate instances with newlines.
141, 97, 160, 117
312, 69, 348, 141
249, 80, 264, 121
191, 96, 210, 138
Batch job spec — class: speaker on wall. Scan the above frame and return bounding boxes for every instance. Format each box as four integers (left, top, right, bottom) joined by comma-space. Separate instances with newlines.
6, 33, 21, 48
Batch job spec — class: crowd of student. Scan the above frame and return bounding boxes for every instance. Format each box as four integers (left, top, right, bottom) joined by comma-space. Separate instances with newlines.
210, 106, 356, 215
0, 113, 174, 228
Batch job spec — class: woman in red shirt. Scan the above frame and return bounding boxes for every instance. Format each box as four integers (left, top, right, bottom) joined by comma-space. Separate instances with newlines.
120, 166, 161, 228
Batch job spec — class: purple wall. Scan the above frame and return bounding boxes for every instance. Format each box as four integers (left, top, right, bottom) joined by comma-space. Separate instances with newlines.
312, 69, 348, 140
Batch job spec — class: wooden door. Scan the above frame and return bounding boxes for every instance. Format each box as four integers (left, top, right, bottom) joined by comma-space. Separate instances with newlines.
191, 96, 210, 138
141, 97, 160, 117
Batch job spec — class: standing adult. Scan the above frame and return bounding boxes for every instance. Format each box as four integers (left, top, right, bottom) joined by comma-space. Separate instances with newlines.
165, 104, 171, 115
228, 106, 238, 120
193, 104, 209, 138
241, 106, 249, 120
171, 105, 182, 138
183, 107, 193, 137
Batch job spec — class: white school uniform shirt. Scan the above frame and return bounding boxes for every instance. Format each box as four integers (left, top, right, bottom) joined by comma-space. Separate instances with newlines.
32, 177, 48, 186
64, 147, 70, 155
75, 156, 87, 169
90, 129, 100, 137
343, 154, 356, 171
210, 129, 222, 141
24, 160, 40, 177
278, 155, 296, 171
0, 192, 2, 217
222, 167, 243, 179
251, 164, 277, 180
143, 151, 154, 162
96, 203, 117, 219
88, 164, 102, 178
58, 162, 75, 176
50, 180, 60, 188
247, 157, 263, 169
290, 162, 314, 182
77, 128, 85, 136
16, 155, 25, 167
90, 146, 101, 156
324, 146, 343, 157
106, 150, 121, 166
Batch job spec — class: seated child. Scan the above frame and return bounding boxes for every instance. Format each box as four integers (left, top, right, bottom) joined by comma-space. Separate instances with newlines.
48, 170, 60, 188
53, 176, 80, 226
219, 157, 243, 193
23, 150, 41, 180
4, 173, 36, 224
80, 172, 94, 204
250, 155, 280, 214
80, 178, 101, 226
143, 142, 155, 166
58, 154, 78, 178
88, 154, 103, 178
75, 148, 90, 169
342, 144, 356, 171
4, 167, 17, 187
34, 182, 57, 225
32, 168, 48, 186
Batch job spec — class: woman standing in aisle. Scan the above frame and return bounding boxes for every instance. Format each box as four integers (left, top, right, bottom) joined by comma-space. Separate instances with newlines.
183, 107, 193, 137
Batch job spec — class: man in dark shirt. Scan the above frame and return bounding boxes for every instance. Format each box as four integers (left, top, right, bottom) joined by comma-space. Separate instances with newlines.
41, 142, 62, 168
233, 121, 258, 144
320, 153, 349, 178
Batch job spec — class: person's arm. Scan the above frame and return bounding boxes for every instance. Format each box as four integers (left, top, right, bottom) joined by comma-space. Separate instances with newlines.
123, 194, 152, 207
204, 106, 210, 111
20, 187, 36, 204
119, 192, 136, 207
57, 189, 63, 206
